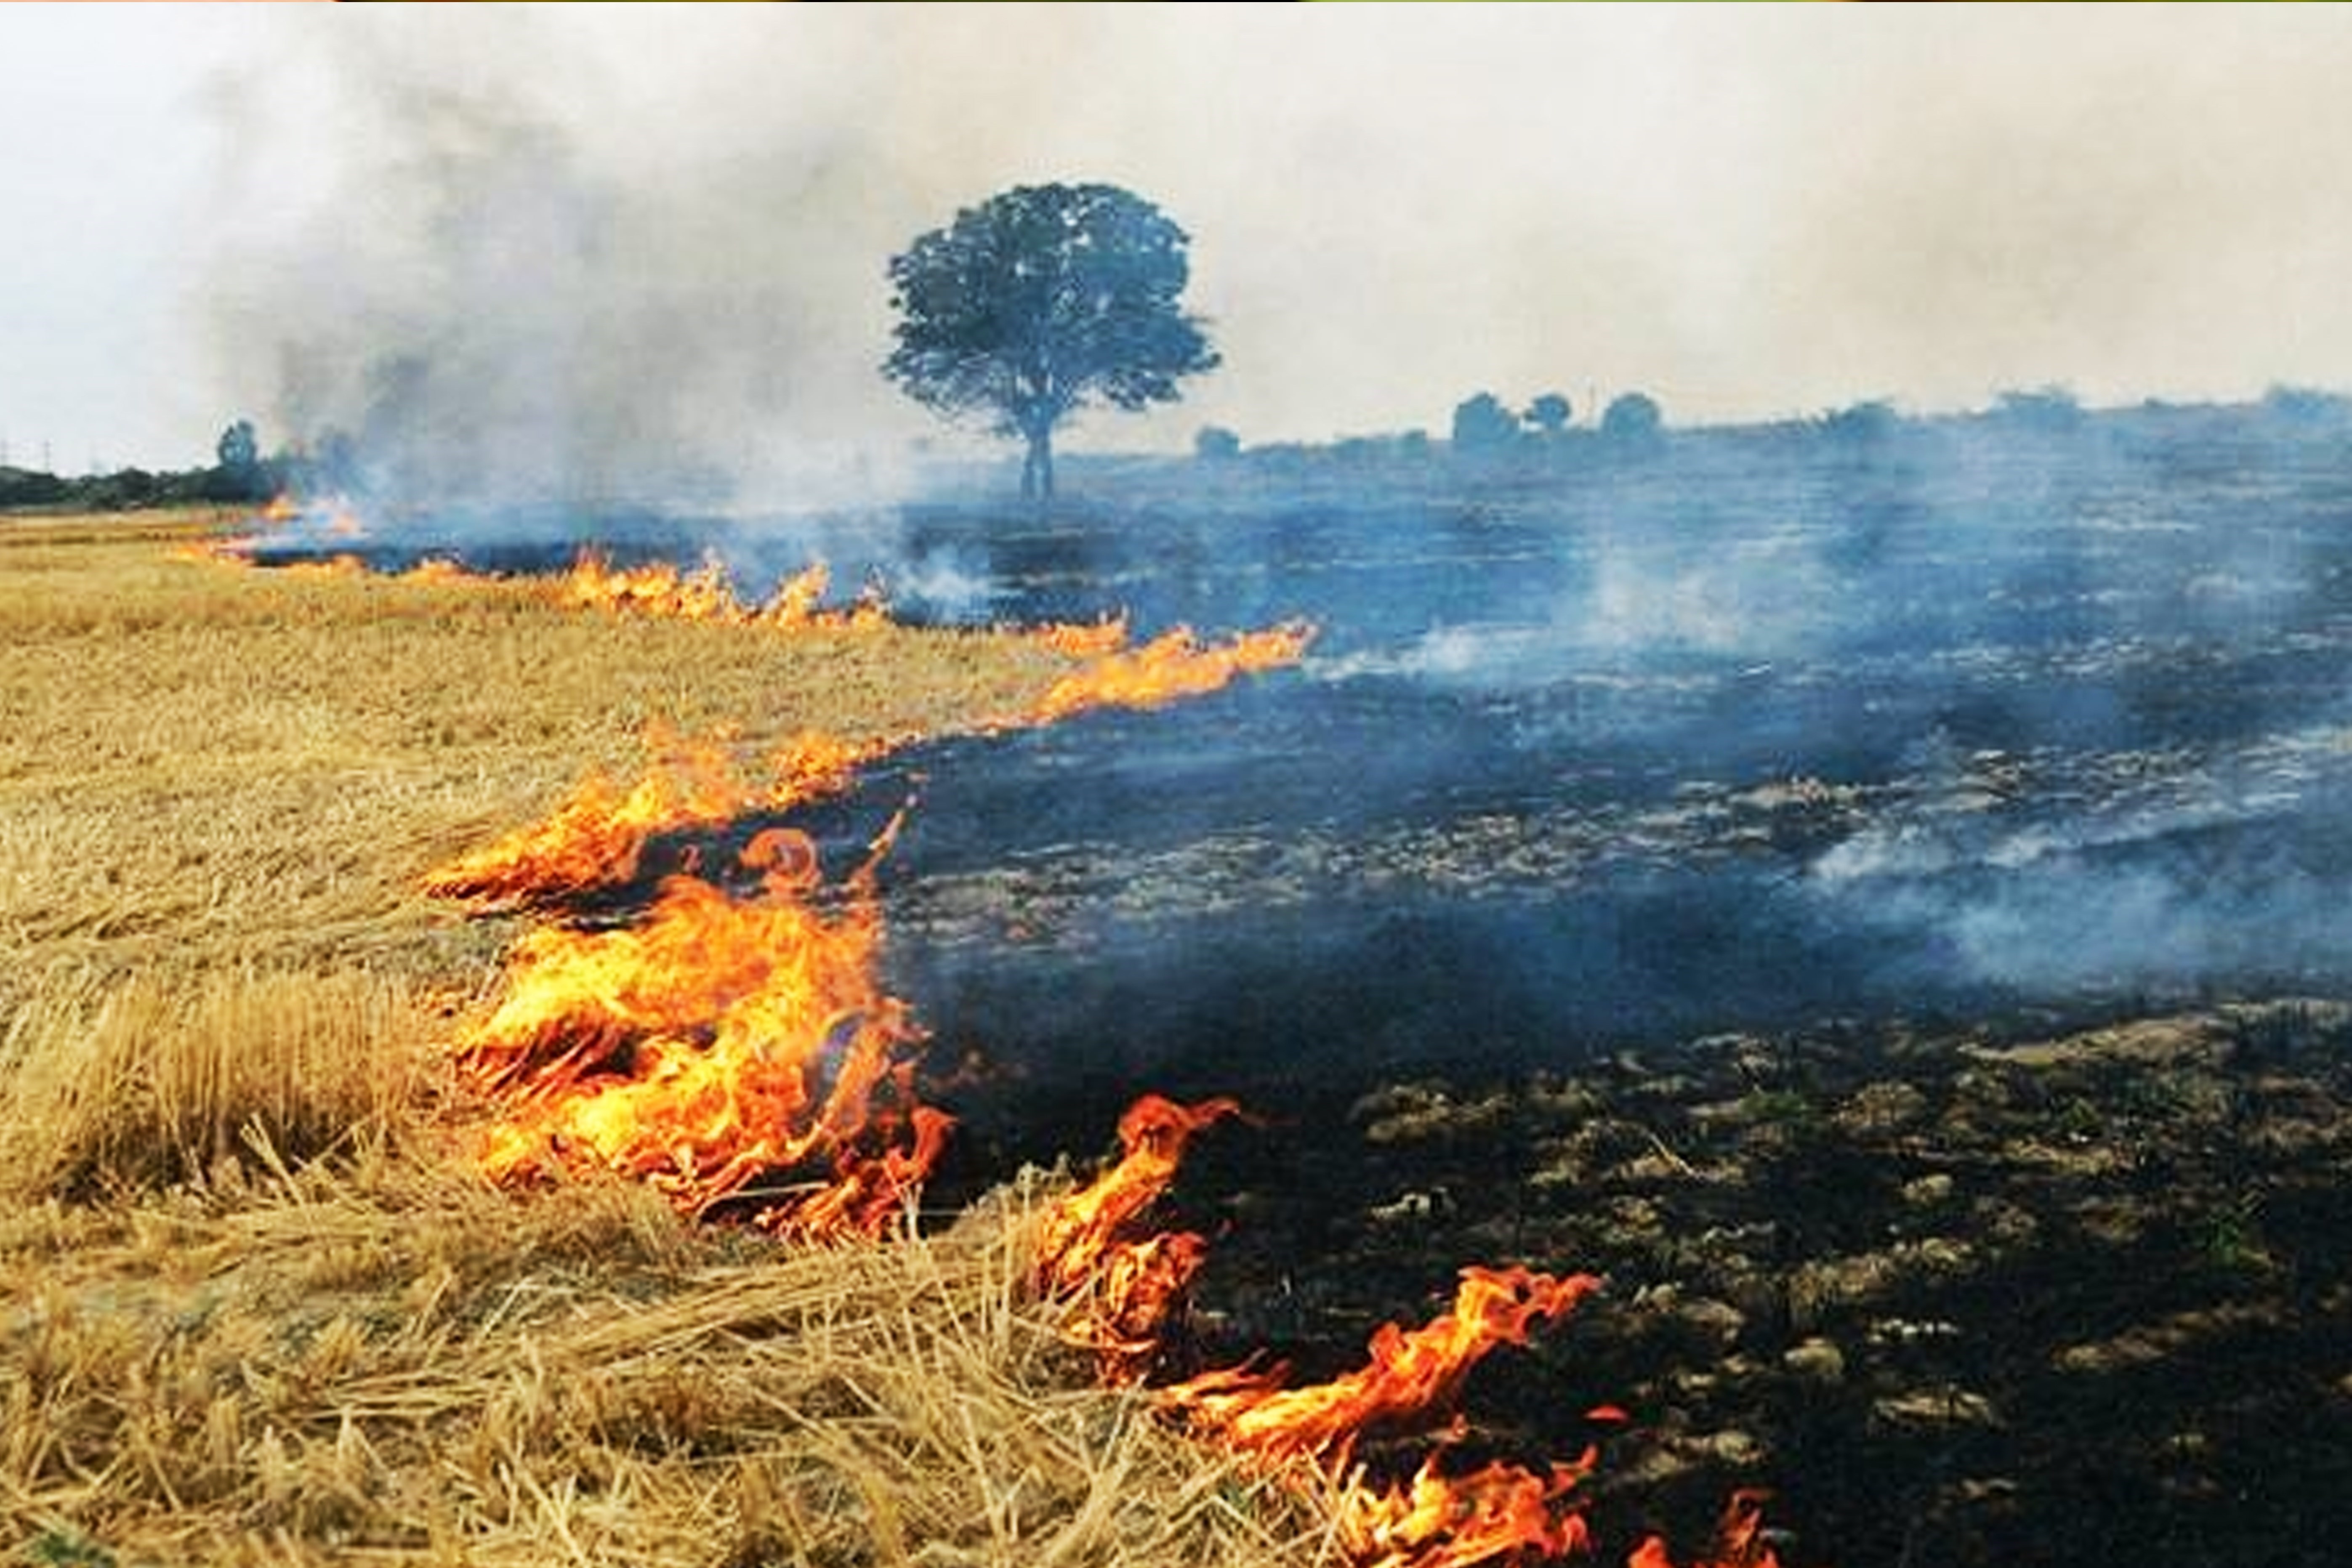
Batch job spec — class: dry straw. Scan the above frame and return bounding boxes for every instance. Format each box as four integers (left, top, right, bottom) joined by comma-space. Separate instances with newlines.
0, 509, 1329, 1566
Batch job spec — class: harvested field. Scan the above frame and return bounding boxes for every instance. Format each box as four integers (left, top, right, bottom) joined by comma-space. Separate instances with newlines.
0, 510, 1329, 1568
13, 464, 2352, 1568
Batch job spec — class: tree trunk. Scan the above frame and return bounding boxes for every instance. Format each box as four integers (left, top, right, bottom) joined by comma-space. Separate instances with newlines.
1021, 426, 1055, 501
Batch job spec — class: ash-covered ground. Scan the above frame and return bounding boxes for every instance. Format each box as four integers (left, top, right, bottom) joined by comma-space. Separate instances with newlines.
848, 415, 2352, 1128
331, 403, 2352, 1562
854, 412, 2352, 1565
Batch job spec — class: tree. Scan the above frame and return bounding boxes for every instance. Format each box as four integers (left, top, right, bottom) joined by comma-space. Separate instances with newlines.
208, 418, 271, 502
1524, 392, 1572, 436
2263, 384, 2352, 425
1450, 392, 1520, 453
216, 419, 259, 475
1600, 391, 1664, 444
1194, 425, 1242, 461
883, 183, 1219, 500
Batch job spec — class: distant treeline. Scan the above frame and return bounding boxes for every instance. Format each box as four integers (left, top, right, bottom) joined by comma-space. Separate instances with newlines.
1182, 383, 2352, 479
10, 386, 2349, 516
0, 420, 286, 513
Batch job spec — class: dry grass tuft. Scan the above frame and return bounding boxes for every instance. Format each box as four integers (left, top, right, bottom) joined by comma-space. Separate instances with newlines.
0, 1168, 1328, 1567
0, 962, 431, 1204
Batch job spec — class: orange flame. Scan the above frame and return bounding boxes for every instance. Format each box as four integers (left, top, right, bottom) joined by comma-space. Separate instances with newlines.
750, 561, 892, 633
421, 726, 895, 907
1155, 1267, 1606, 1567
1333, 1452, 1596, 1568
423, 617, 1310, 909
436, 608, 1312, 1212
1627, 1491, 1783, 1568
562, 549, 744, 622
423, 728, 755, 905
561, 549, 891, 633
1031, 1096, 1616, 1568
400, 556, 498, 587
1028, 622, 1315, 724
1027, 613, 1131, 659
1161, 1265, 1602, 1465
1033, 1096, 1626, 1566
169, 536, 258, 568
456, 823, 946, 1237
277, 553, 367, 579
1031, 1094, 1241, 1379
765, 562, 830, 625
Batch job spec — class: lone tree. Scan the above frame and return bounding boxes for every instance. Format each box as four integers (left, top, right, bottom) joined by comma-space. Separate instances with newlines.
216, 418, 260, 476
883, 183, 1219, 499
1524, 392, 1572, 436
208, 418, 272, 502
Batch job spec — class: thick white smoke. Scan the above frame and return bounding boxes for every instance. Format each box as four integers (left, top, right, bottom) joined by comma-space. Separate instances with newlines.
197, 5, 2352, 503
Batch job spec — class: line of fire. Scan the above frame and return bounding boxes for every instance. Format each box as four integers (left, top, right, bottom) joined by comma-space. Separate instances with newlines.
184, 500, 1784, 1568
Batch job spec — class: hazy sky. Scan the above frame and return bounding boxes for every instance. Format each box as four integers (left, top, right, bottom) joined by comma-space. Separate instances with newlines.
5, 4, 2352, 484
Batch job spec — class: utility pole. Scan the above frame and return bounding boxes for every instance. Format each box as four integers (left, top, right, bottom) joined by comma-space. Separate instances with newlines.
41, 439, 53, 475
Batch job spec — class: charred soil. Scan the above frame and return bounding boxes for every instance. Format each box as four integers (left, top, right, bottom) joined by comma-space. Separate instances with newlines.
1110, 998, 2352, 1566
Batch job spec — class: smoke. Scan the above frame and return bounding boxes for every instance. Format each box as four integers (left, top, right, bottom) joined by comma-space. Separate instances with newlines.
817, 404, 2352, 1085
1799, 708, 2352, 999
1823, 848, 2352, 1002
194, 5, 1313, 513
200, 11, 944, 510
187, 6, 2352, 512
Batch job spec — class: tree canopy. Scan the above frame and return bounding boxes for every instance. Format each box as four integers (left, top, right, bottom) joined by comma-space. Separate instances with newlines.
883, 182, 1218, 498
1450, 392, 1520, 453
1600, 392, 1664, 444
1525, 393, 1572, 436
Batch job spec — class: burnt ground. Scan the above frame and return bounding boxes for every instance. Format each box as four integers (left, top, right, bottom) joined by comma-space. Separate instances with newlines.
1078, 997, 2352, 1567
309, 414, 2352, 1563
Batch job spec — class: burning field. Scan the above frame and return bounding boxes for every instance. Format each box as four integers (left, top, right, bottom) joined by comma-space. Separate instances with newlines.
0, 508, 1298, 1566
8, 409, 2352, 1568
0, 504, 1698, 1568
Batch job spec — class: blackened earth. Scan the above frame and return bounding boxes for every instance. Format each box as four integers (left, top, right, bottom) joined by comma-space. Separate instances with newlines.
1127, 999, 2352, 1567
348, 408, 2352, 1564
